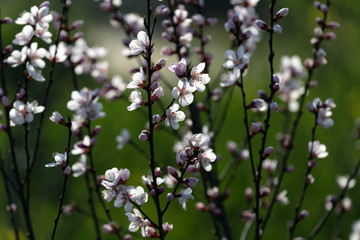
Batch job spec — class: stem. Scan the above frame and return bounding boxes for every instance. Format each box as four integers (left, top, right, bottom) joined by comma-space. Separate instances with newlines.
144, 1, 164, 238
0, 153, 20, 240
237, 71, 257, 237
51, 123, 72, 240
288, 114, 318, 239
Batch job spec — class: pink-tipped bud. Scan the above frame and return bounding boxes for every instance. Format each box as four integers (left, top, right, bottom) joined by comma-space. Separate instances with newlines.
273, 83, 280, 91
63, 204, 76, 215
272, 74, 280, 83
2, 96, 9, 109
50, 111, 67, 126
327, 21, 340, 29
206, 17, 218, 26
2, 17, 13, 24
314, 27, 323, 37
308, 159, 316, 169
260, 186, 270, 197
167, 166, 179, 179
323, 32, 336, 40
269, 101, 279, 112
273, 24, 282, 34
154, 58, 167, 71
184, 177, 198, 188
196, 202, 207, 211
40, 1, 50, 8
227, 141, 237, 154
158, 186, 165, 194
263, 146, 274, 158
160, 46, 174, 56
92, 125, 102, 136
185, 147, 194, 157
6, 203, 17, 212
71, 32, 84, 42
304, 58, 314, 70
275, 8, 289, 20
299, 209, 309, 220
250, 122, 263, 136
255, 20, 269, 31
155, 167, 162, 177
151, 189, 156, 197
167, 193, 174, 201
153, 114, 161, 123
138, 130, 149, 142
123, 234, 132, 240
64, 166, 71, 178
70, 20, 84, 31
100, 2, 113, 12
65, 0, 72, 7
306, 174, 315, 184
257, 89, 267, 100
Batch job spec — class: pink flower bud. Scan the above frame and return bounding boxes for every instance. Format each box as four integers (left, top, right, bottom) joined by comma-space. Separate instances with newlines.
255, 20, 269, 31
65, 0, 72, 7
304, 58, 314, 70
327, 21, 340, 29
263, 146, 274, 158
273, 83, 280, 91
2, 96, 9, 109
260, 186, 270, 197
323, 32, 336, 40
160, 46, 174, 56
184, 177, 198, 188
308, 159, 316, 169
273, 24, 282, 34
269, 101, 279, 112
146, 227, 158, 238
92, 125, 102, 136
227, 141, 237, 154
100, 2, 113, 12
250, 122, 263, 136
167, 166, 179, 179
245, 187, 253, 203
2, 17, 13, 24
167, 193, 174, 201
123, 234, 132, 240
257, 89, 267, 100
138, 130, 149, 142
299, 210, 309, 219
158, 186, 165, 194
4, 45, 13, 55
275, 8, 289, 20
153, 114, 161, 123
196, 202, 207, 211
192, 14, 205, 26
71, 32, 84, 42
50, 111, 67, 126
6, 203, 17, 212
155, 167, 162, 177
306, 174, 315, 184
185, 147, 193, 157
70, 20, 84, 31
314, 27, 323, 37
151, 189, 156, 197
64, 166, 71, 178
272, 74, 280, 83
63, 204, 76, 215
154, 58, 167, 71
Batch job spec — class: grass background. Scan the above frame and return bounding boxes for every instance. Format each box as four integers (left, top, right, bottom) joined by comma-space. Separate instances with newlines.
0, 0, 360, 239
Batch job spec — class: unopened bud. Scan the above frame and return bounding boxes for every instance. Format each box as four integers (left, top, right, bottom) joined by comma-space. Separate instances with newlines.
327, 21, 340, 29
167, 193, 174, 201
64, 166, 71, 177
155, 167, 162, 177
2, 96, 9, 108
69, 20, 84, 31
138, 130, 149, 142
273, 24, 282, 34
151, 189, 156, 196
275, 8, 289, 20
2, 17, 13, 24
260, 186, 270, 197
158, 186, 165, 194
167, 166, 179, 179
257, 89, 267, 100
50, 111, 67, 126
306, 174, 315, 184
263, 146, 274, 158
255, 20, 269, 31
154, 58, 167, 71
299, 210, 309, 219
153, 114, 161, 123
323, 32, 336, 40
269, 101, 279, 112
184, 177, 198, 188
92, 125, 102, 136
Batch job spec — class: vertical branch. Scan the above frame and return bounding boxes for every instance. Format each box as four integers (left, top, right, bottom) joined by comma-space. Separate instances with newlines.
0, 153, 19, 240
143, 1, 164, 238
288, 114, 318, 239
51, 121, 72, 240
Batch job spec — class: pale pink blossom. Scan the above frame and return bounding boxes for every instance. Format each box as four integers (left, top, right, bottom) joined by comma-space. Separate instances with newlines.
6, 46, 28, 67
165, 103, 185, 130
189, 62, 210, 92
9, 100, 44, 126
45, 152, 67, 168
223, 45, 251, 70
26, 62, 45, 82
309, 140, 328, 159
129, 31, 149, 56
127, 90, 144, 111
197, 148, 216, 172
178, 188, 194, 210
27, 42, 47, 69
172, 78, 196, 107
191, 133, 210, 149
71, 154, 87, 177
12, 25, 34, 46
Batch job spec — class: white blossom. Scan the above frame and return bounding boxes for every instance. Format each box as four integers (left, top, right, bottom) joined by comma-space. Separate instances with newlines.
309, 140, 328, 159
9, 100, 44, 126
178, 188, 194, 210
165, 103, 185, 130
129, 31, 149, 56
45, 152, 67, 168
13, 25, 34, 46
72, 154, 87, 177
189, 62, 211, 92
172, 78, 196, 107
127, 90, 144, 111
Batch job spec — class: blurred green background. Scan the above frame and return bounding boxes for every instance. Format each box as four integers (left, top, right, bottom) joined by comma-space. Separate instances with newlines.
1, 0, 360, 239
